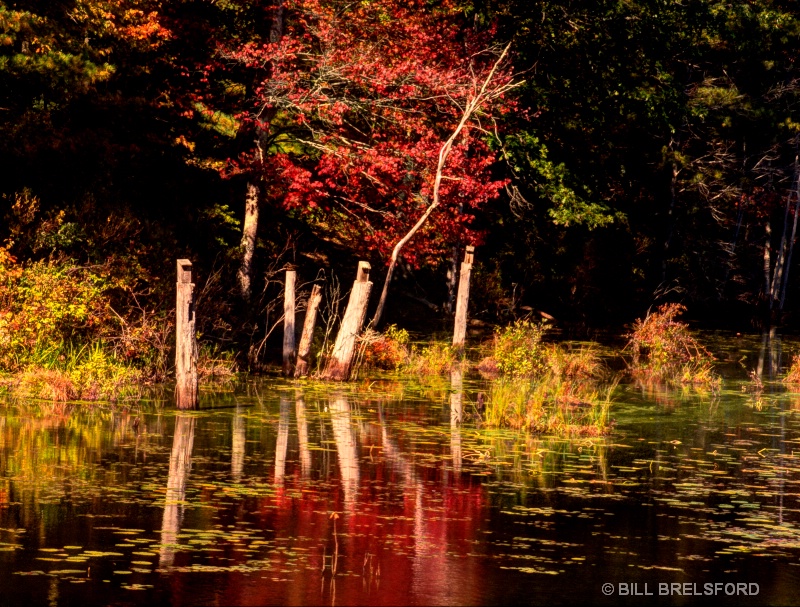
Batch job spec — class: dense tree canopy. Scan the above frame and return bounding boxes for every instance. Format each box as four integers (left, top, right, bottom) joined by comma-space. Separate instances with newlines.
2, 0, 800, 350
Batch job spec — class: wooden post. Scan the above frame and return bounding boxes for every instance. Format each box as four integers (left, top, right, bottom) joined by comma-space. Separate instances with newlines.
175, 259, 198, 409
295, 283, 323, 378
323, 262, 372, 381
282, 269, 296, 376
452, 246, 474, 356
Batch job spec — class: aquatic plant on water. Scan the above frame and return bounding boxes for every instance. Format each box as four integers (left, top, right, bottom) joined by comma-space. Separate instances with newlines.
481, 363, 615, 435
476, 320, 614, 434
626, 303, 719, 388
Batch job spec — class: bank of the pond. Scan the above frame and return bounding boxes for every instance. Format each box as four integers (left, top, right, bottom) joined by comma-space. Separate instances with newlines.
5, 306, 800, 441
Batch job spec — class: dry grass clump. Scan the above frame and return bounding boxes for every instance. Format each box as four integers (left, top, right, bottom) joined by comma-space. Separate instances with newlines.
356, 325, 411, 372
197, 344, 238, 383
626, 303, 719, 388
783, 354, 800, 385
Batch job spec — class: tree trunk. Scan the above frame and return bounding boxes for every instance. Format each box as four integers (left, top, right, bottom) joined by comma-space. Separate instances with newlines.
270, 0, 285, 42
237, 181, 259, 301
445, 245, 459, 314
764, 221, 773, 310
779, 157, 800, 310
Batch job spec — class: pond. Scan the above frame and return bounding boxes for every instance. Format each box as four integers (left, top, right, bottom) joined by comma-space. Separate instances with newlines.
2, 333, 800, 606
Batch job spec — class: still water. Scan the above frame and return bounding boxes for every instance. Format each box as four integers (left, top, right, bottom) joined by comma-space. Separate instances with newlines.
3, 337, 800, 606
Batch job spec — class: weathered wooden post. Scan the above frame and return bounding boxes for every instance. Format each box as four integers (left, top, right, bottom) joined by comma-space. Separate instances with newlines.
323, 262, 372, 381
452, 246, 474, 356
282, 269, 297, 376
295, 283, 323, 378
175, 259, 198, 409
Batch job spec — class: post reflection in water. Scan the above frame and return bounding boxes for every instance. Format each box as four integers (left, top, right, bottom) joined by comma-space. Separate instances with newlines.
296, 393, 312, 478
274, 395, 290, 486
756, 327, 782, 381
231, 404, 245, 482
450, 367, 463, 473
329, 396, 359, 509
159, 414, 196, 569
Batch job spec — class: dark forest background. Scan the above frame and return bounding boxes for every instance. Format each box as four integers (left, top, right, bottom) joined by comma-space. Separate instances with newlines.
3, 0, 800, 364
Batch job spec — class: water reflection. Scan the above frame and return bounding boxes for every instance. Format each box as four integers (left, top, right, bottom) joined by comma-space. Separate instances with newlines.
329, 396, 359, 509
450, 367, 463, 473
159, 414, 196, 569
274, 396, 290, 486
8, 367, 800, 605
296, 393, 312, 478
231, 405, 245, 482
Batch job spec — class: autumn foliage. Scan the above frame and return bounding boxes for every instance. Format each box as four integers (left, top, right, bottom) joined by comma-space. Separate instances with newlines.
626, 304, 718, 387
215, 0, 515, 266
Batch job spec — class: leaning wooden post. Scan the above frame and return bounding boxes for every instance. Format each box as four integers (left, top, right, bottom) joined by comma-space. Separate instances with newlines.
452, 246, 474, 356
175, 259, 198, 409
282, 269, 297, 376
323, 262, 372, 381
295, 283, 323, 378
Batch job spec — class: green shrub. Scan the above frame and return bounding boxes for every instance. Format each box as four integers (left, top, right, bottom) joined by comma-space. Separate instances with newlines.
0, 247, 176, 398
479, 321, 612, 433
0, 249, 112, 371
491, 319, 549, 377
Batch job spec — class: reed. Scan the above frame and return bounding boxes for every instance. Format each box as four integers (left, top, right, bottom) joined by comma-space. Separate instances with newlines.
481, 344, 616, 435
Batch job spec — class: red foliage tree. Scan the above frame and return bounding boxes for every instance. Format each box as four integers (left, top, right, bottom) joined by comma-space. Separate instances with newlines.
216, 0, 518, 315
